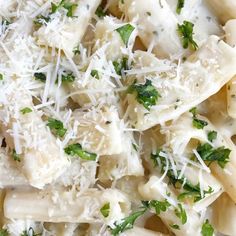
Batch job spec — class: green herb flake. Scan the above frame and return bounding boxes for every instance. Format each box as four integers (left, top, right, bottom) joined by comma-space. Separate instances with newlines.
116, 24, 135, 46
20, 227, 41, 236
189, 107, 208, 129
90, 69, 100, 80
192, 118, 208, 129
113, 57, 128, 76
201, 219, 214, 236
0, 229, 9, 236
47, 118, 67, 137
177, 21, 198, 50
95, 5, 106, 18
100, 203, 110, 218
170, 224, 180, 230
20, 107, 33, 115
196, 143, 230, 168
111, 204, 147, 235
127, 79, 160, 110
0, 74, 3, 80
149, 199, 171, 215
207, 131, 217, 142
34, 72, 46, 82
64, 143, 97, 161
33, 15, 50, 26
176, 0, 185, 14
61, 72, 75, 83
73, 46, 80, 55
51, 0, 77, 17
12, 149, 21, 162
175, 203, 187, 224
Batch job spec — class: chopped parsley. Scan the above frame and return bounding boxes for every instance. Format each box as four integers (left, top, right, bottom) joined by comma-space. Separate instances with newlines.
100, 203, 110, 218
176, 0, 185, 14
51, 0, 78, 17
0, 229, 9, 236
207, 131, 217, 142
111, 202, 148, 235
90, 69, 100, 80
73, 46, 80, 55
175, 203, 187, 224
61, 72, 75, 83
196, 143, 231, 168
170, 224, 180, 230
12, 149, 21, 162
177, 21, 198, 50
95, 5, 106, 18
201, 219, 214, 236
20, 107, 32, 115
116, 24, 135, 46
0, 74, 3, 80
189, 107, 208, 129
47, 118, 67, 137
113, 57, 128, 76
34, 72, 46, 82
148, 199, 171, 215
64, 143, 97, 161
33, 15, 50, 26
127, 79, 160, 111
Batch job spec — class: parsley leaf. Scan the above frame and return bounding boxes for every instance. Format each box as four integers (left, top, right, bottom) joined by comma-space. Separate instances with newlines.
12, 149, 21, 162
61, 72, 75, 83
207, 131, 217, 142
175, 203, 187, 224
148, 199, 171, 215
33, 15, 50, 26
20, 107, 32, 115
201, 219, 214, 236
127, 79, 160, 110
0, 74, 3, 80
196, 143, 231, 168
51, 0, 77, 17
100, 203, 110, 218
90, 70, 100, 80
192, 118, 208, 129
95, 5, 106, 18
0, 229, 9, 236
113, 57, 128, 76
64, 143, 97, 161
177, 21, 198, 50
176, 0, 185, 14
170, 224, 180, 230
47, 118, 67, 137
111, 204, 147, 235
116, 24, 135, 46
189, 107, 208, 129
34, 72, 46, 82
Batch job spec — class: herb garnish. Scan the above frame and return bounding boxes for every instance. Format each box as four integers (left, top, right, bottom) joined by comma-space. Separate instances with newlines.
176, 0, 185, 14
177, 21, 198, 50
201, 219, 214, 236
64, 143, 97, 161
189, 107, 208, 129
127, 79, 160, 111
207, 131, 217, 142
116, 24, 135, 46
20, 107, 33, 115
196, 143, 230, 168
47, 118, 67, 137
175, 203, 187, 224
0, 229, 9, 236
34, 72, 46, 82
90, 69, 100, 80
113, 57, 128, 76
100, 203, 110, 218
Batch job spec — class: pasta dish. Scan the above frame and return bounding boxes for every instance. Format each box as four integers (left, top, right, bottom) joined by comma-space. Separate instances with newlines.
0, 0, 236, 235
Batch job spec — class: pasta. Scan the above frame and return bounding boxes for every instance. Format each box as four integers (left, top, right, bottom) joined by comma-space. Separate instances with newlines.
0, 0, 236, 235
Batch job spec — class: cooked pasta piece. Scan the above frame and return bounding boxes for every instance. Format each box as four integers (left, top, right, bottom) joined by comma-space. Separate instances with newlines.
4, 188, 130, 225
212, 193, 236, 236
125, 36, 236, 130
0, 79, 69, 188
36, 0, 101, 57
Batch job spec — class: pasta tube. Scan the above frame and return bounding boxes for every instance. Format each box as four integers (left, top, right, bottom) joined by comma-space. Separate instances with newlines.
0, 80, 69, 188
125, 36, 236, 130
36, 0, 101, 57
4, 188, 130, 225
224, 20, 236, 118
